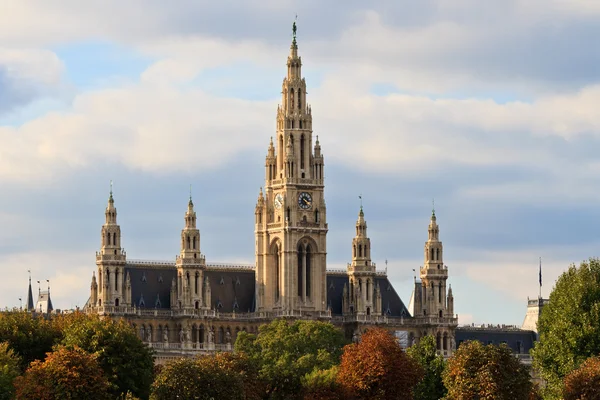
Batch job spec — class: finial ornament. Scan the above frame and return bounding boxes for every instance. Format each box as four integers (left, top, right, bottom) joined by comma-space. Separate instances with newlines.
432, 198, 435, 216
359, 194, 363, 212
292, 14, 297, 44
109, 180, 114, 201
189, 184, 192, 202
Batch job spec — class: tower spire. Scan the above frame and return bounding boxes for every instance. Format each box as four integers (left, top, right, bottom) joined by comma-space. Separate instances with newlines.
26, 269, 34, 311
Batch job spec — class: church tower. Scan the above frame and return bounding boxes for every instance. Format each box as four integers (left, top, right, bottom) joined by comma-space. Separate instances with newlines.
417, 207, 450, 318
255, 22, 328, 313
343, 206, 382, 316
412, 207, 457, 355
174, 193, 206, 309
95, 183, 127, 307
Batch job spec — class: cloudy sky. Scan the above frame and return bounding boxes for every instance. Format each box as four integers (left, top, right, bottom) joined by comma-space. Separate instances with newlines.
1, 0, 600, 325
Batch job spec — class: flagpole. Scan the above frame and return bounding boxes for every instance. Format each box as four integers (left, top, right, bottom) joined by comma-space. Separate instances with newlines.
539, 257, 542, 299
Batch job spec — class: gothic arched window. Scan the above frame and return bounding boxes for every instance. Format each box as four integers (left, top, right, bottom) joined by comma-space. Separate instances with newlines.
297, 244, 304, 297
306, 245, 311, 298
290, 88, 295, 109
113, 233, 116, 246
300, 134, 305, 169
298, 91, 301, 110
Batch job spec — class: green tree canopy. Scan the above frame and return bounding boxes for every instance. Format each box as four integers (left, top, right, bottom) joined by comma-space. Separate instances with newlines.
406, 335, 446, 400
59, 313, 154, 399
0, 341, 21, 400
13, 346, 111, 400
337, 328, 423, 400
150, 355, 245, 400
234, 319, 347, 399
563, 356, 600, 400
532, 258, 600, 398
0, 311, 61, 368
444, 340, 532, 400
301, 366, 342, 400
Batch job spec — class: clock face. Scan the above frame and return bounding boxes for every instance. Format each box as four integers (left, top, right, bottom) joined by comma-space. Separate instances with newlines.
298, 192, 312, 210
274, 193, 283, 209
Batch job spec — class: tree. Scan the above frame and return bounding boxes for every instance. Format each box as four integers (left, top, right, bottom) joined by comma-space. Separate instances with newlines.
301, 366, 342, 400
443, 340, 532, 400
13, 346, 111, 400
337, 328, 423, 400
234, 319, 347, 399
0, 342, 21, 400
150, 356, 244, 400
406, 335, 446, 400
59, 312, 154, 399
209, 352, 265, 400
531, 258, 600, 398
563, 356, 600, 400
0, 311, 62, 368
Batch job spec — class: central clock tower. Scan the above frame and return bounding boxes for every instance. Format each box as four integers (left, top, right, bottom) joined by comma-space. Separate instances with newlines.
255, 23, 328, 313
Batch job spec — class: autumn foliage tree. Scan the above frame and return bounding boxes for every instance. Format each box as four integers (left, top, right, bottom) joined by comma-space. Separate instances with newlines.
59, 312, 154, 399
443, 340, 532, 400
563, 356, 600, 400
13, 346, 111, 400
0, 311, 62, 368
0, 342, 21, 400
150, 355, 245, 400
337, 328, 423, 400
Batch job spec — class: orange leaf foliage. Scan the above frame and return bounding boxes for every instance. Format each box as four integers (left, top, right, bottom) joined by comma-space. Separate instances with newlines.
564, 356, 600, 400
337, 328, 423, 400
13, 346, 110, 400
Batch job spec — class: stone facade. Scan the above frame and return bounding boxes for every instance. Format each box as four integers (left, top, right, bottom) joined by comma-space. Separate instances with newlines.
84, 24, 458, 363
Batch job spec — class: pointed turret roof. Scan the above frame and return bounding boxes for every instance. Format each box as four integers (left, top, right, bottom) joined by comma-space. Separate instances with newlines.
26, 272, 34, 311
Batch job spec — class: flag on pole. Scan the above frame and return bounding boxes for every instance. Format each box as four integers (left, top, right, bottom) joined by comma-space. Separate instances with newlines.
539, 257, 542, 288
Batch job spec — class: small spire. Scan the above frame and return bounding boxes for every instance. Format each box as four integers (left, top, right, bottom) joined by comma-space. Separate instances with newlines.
189, 184, 193, 206
432, 198, 435, 217
109, 180, 114, 202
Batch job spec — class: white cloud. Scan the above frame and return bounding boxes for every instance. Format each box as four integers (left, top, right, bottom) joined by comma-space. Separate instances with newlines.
0, 250, 92, 310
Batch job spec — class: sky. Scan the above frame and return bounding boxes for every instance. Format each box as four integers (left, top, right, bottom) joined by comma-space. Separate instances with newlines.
1, 1, 600, 326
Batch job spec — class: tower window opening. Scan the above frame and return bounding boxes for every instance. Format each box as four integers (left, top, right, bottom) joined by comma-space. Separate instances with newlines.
115, 298, 119, 307
439, 282, 442, 303
315, 209, 319, 223
115, 269, 119, 291
107, 232, 111, 245
298, 91, 302, 110
299, 120, 303, 129
439, 310, 443, 318
291, 120, 294, 129
359, 245, 362, 258
290, 88, 294, 109
431, 248, 434, 260
297, 245, 303, 297
436, 248, 440, 260
187, 236, 191, 249
366, 280, 370, 301
193, 236, 196, 249
113, 233, 116, 246
306, 245, 311, 298
300, 134, 305, 169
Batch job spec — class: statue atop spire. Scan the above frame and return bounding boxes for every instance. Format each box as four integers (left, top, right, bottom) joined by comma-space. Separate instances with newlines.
109, 180, 114, 203
292, 15, 297, 45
